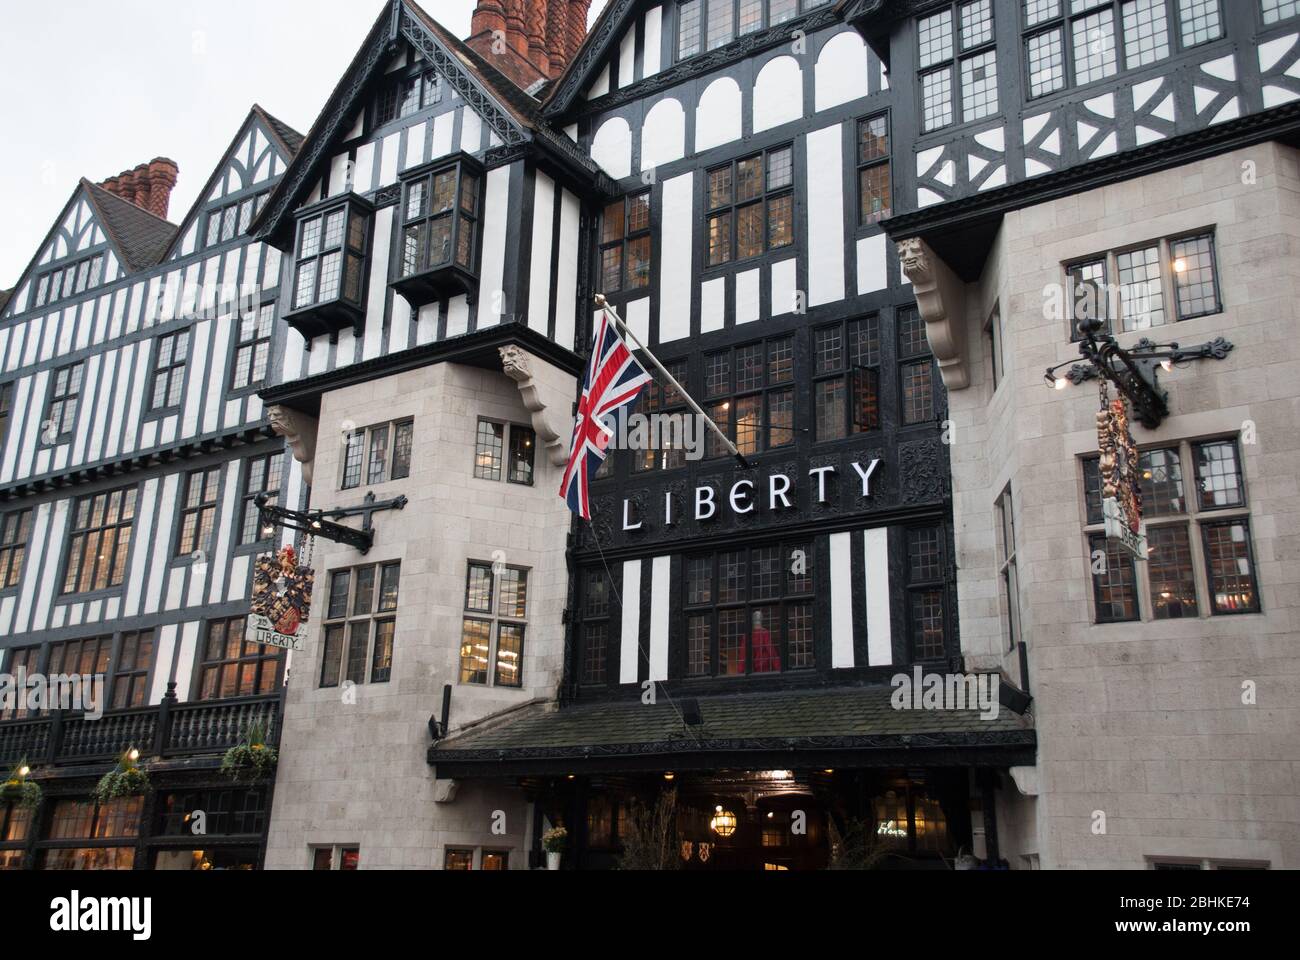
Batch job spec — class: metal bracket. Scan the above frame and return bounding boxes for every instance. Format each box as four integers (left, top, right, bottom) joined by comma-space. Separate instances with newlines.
256, 491, 409, 555
1047, 320, 1235, 429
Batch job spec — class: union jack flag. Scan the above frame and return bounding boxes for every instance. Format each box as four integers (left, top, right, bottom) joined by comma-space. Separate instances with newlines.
559, 309, 652, 519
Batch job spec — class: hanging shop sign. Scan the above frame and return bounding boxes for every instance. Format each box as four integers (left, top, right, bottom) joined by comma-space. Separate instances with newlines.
1097, 391, 1147, 561
249, 546, 315, 650
617, 460, 883, 530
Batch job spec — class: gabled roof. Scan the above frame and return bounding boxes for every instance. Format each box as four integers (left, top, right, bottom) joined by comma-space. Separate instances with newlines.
161, 105, 303, 262
0, 290, 11, 315
83, 181, 177, 272
255, 0, 611, 247
541, 0, 639, 118
255, 104, 306, 156
2, 178, 178, 319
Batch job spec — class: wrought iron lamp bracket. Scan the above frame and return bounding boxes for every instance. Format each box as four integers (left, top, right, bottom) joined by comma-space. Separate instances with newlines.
1045, 326, 1234, 429
255, 491, 409, 555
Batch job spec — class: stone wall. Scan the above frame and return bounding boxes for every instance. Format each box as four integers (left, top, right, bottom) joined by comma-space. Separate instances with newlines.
264, 356, 576, 869
950, 142, 1300, 869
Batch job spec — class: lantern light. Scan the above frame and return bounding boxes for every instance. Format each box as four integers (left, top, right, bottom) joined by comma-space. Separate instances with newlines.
710, 806, 738, 837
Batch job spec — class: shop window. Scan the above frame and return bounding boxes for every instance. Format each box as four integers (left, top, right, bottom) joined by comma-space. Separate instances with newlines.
312, 845, 360, 870
1022, 1, 1222, 100
36, 796, 143, 870
917, 1, 998, 132
1083, 436, 1258, 623
0, 508, 32, 589
814, 318, 879, 441
198, 617, 283, 699
600, 192, 652, 294
460, 562, 528, 688
907, 526, 949, 660
703, 337, 795, 457
857, 113, 892, 225
579, 567, 612, 686
342, 420, 414, 489
444, 848, 474, 870
871, 785, 949, 856
682, 541, 814, 678
319, 562, 401, 688
155, 788, 267, 837
632, 359, 690, 473
706, 146, 794, 266
473, 419, 534, 485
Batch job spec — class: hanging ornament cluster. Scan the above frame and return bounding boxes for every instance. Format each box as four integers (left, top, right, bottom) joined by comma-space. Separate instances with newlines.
249, 535, 316, 649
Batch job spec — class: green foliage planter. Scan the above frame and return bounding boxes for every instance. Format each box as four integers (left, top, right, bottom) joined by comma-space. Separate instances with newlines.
1, 760, 41, 810
220, 721, 279, 784
93, 748, 150, 805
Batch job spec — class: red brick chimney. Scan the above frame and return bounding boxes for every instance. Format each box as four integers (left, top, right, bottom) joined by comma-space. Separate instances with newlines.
467, 0, 591, 85
99, 157, 179, 220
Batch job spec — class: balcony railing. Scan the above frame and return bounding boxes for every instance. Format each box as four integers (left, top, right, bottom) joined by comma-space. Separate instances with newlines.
0, 684, 281, 769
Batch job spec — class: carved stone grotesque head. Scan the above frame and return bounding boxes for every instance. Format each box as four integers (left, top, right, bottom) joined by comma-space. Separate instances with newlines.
267, 405, 298, 445
267, 404, 318, 486
499, 344, 532, 382
896, 237, 932, 286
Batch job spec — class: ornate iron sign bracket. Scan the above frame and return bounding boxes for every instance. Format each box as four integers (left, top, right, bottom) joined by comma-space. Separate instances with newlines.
255, 491, 408, 555
1045, 312, 1234, 429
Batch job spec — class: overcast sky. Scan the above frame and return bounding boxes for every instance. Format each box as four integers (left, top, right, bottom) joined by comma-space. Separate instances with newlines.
0, 0, 609, 288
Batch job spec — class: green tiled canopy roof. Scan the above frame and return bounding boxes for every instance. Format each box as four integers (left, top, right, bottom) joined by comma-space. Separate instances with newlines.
430, 685, 1035, 777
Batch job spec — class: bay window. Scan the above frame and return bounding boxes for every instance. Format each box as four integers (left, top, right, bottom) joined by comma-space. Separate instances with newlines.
284, 195, 373, 339
392, 158, 482, 308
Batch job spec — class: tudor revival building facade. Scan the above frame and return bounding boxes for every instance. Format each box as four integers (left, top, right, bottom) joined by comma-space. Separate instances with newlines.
1, 0, 1297, 871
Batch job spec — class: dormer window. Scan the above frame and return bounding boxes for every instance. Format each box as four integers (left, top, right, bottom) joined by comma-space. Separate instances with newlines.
391, 157, 482, 308
283, 194, 373, 340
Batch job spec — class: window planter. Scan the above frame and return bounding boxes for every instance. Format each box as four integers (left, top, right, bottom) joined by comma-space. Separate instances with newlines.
92, 747, 150, 804
220, 720, 279, 784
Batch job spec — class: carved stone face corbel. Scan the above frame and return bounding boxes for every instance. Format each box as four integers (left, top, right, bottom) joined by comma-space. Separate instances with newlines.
267, 404, 319, 486
499, 345, 569, 468
897, 236, 970, 390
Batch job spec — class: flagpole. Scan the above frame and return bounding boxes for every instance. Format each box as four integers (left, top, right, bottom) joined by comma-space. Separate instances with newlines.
593, 294, 752, 470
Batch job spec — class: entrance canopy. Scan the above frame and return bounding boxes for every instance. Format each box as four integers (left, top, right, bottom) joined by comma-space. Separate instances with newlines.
429, 685, 1035, 778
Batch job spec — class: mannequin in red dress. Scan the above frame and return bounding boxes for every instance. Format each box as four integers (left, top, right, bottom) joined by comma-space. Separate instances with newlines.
751, 609, 781, 673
